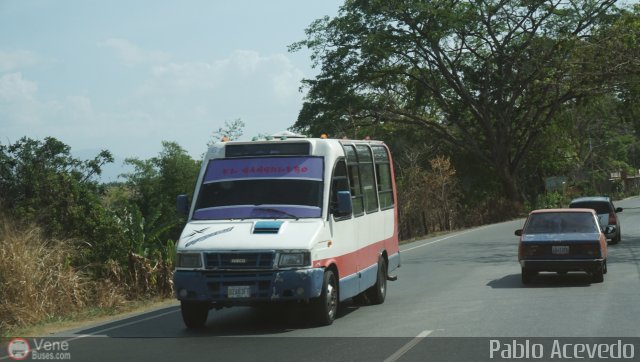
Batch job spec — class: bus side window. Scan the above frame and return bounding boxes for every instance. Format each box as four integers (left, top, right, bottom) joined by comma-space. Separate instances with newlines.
372, 145, 394, 209
344, 146, 365, 216
356, 145, 379, 213
330, 159, 351, 219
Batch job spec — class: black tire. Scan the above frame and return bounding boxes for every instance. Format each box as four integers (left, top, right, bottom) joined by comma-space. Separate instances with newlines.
612, 231, 621, 244
365, 257, 387, 305
181, 301, 209, 329
521, 268, 535, 285
591, 265, 604, 283
352, 292, 369, 305
311, 269, 339, 326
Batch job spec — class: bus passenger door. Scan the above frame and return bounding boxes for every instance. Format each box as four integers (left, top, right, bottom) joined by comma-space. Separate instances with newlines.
329, 159, 360, 300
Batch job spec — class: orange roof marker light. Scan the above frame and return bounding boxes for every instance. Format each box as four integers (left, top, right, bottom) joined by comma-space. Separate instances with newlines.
364, 136, 371, 140
221, 136, 230, 142
320, 133, 328, 139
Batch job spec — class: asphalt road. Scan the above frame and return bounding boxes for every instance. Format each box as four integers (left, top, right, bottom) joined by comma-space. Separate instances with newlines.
4, 197, 640, 361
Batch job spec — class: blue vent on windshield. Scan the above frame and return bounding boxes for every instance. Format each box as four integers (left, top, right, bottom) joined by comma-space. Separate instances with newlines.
253, 221, 284, 234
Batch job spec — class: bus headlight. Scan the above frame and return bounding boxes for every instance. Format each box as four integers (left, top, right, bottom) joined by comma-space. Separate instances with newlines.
278, 252, 310, 267
177, 252, 203, 268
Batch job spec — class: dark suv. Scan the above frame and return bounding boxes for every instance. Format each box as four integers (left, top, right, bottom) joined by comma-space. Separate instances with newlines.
569, 196, 623, 244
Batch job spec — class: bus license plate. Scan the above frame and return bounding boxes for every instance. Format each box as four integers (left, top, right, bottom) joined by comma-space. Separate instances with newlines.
552, 245, 570, 255
228, 286, 251, 298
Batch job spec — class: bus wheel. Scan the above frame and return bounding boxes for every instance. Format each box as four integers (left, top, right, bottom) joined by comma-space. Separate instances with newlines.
366, 257, 387, 305
311, 269, 338, 326
181, 301, 209, 329
352, 292, 369, 305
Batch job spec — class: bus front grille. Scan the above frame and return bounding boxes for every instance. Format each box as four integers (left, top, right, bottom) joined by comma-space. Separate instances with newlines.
205, 252, 275, 269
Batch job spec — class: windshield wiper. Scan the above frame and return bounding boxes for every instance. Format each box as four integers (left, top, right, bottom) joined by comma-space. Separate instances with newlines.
253, 206, 300, 220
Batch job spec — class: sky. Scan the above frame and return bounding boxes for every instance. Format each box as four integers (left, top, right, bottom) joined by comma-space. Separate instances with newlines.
0, 0, 343, 180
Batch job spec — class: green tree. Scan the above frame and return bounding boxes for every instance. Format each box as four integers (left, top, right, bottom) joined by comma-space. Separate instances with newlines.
121, 141, 200, 254
208, 118, 245, 146
291, 0, 623, 215
0, 137, 113, 236
0, 137, 130, 266
505, 90, 639, 207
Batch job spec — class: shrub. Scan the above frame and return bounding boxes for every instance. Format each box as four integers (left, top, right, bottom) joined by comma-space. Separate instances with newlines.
0, 218, 93, 332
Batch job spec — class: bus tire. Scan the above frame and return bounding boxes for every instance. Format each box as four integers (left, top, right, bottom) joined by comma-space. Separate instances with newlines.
366, 256, 387, 305
311, 269, 338, 326
352, 292, 369, 305
181, 301, 209, 329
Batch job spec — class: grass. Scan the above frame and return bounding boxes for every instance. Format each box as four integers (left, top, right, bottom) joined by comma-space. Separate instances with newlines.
0, 216, 176, 338
0, 217, 126, 337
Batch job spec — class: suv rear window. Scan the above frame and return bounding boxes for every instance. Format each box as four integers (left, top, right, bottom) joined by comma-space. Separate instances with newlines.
570, 201, 610, 215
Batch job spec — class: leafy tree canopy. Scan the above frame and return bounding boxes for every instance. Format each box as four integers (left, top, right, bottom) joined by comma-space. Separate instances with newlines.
0, 136, 113, 236
121, 141, 200, 246
291, 0, 634, 212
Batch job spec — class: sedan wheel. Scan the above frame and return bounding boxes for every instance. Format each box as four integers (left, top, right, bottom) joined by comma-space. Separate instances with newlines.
521, 268, 535, 285
591, 265, 604, 283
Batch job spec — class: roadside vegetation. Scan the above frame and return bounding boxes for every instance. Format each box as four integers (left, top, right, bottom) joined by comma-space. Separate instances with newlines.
2, 0, 640, 335
0, 138, 193, 335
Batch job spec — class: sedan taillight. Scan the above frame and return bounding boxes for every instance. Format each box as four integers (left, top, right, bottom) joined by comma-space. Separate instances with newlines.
584, 245, 601, 258
519, 244, 539, 257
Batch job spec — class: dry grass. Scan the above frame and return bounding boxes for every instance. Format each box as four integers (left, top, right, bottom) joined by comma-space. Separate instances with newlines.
0, 216, 175, 336
127, 251, 174, 299
0, 218, 124, 335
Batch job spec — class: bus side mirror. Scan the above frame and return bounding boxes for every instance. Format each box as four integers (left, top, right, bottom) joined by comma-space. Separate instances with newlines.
177, 194, 190, 217
334, 191, 352, 217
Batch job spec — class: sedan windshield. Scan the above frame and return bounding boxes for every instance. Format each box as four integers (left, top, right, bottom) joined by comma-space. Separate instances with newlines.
524, 212, 598, 234
193, 156, 323, 220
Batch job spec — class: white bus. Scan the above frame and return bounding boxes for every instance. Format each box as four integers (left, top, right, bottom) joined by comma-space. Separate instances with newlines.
174, 134, 400, 328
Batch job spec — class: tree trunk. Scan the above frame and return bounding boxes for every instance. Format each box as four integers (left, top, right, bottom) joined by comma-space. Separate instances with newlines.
499, 167, 524, 217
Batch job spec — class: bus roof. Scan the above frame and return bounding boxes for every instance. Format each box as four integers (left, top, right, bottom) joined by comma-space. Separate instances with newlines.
205, 137, 387, 160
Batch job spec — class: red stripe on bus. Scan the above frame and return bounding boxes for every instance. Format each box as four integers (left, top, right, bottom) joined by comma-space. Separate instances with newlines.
313, 235, 399, 278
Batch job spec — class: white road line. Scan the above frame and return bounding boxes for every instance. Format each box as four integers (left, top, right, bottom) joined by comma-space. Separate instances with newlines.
2, 309, 180, 360
0, 307, 181, 360
62, 309, 180, 343
402, 225, 491, 253
383, 330, 433, 362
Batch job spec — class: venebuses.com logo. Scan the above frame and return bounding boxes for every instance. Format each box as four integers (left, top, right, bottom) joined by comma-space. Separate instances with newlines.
6, 338, 71, 361
6, 338, 30, 360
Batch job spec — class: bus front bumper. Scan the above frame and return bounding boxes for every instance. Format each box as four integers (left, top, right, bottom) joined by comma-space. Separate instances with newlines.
174, 268, 325, 304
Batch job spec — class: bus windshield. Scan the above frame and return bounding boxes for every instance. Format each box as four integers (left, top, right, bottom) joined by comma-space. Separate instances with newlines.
193, 156, 323, 220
